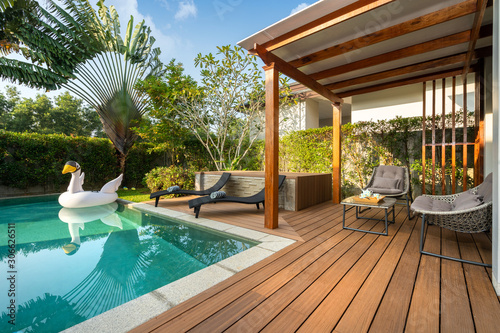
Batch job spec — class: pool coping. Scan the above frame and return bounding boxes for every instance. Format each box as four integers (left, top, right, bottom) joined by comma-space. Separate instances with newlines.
62, 199, 297, 333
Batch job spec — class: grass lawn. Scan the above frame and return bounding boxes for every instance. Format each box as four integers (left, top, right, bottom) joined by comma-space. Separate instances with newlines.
117, 187, 151, 203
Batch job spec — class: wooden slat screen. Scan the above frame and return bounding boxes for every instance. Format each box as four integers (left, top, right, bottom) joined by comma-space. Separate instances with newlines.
422, 72, 483, 195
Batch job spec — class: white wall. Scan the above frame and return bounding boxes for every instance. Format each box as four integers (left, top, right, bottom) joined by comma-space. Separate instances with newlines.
351, 77, 476, 123
280, 100, 306, 134
492, 0, 500, 295
305, 99, 319, 129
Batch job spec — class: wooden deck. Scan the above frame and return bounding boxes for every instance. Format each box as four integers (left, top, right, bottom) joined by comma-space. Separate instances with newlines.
133, 198, 500, 332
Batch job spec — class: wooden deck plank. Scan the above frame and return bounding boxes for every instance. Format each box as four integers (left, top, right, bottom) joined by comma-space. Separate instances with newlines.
368, 217, 422, 333
130, 200, 498, 333
440, 228, 475, 332
405, 222, 441, 333
295, 209, 407, 332
217, 212, 383, 332
457, 232, 500, 332
334, 212, 416, 332
262, 215, 386, 332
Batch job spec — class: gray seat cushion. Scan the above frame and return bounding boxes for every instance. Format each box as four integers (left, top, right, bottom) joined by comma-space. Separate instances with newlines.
411, 196, 452, 212
477, 173, 492, 203
373, 165, 405, 191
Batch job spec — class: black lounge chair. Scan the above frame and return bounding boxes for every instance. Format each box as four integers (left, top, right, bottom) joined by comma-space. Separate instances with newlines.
188, 175, 286, 218
150, 172, 231, 207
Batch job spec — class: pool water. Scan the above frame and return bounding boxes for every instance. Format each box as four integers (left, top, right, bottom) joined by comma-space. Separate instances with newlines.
0, 198, 258, 332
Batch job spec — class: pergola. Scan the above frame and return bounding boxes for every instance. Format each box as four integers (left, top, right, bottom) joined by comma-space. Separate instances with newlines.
238, 0, 499, 294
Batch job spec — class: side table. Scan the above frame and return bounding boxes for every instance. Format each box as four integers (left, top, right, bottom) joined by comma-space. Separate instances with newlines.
341, 196, 397, 236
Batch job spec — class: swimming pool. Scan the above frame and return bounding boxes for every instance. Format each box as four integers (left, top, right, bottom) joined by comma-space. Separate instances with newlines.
0, 196, 262, 332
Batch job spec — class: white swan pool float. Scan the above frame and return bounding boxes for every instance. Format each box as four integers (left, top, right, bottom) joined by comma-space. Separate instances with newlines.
58, 161, 123, 208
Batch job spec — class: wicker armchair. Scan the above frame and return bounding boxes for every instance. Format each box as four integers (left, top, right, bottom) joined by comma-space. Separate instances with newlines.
364, 165, 413, 219
411, 173, 492, 267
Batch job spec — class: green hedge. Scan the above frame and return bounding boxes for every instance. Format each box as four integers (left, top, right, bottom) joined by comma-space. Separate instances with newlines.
0, 131, 163, 192
278, 113, 476, 197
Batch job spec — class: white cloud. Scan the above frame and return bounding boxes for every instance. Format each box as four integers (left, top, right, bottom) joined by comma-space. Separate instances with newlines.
175, 0, 197, 21
290, 3, 309, 15
154, 0, 171, 10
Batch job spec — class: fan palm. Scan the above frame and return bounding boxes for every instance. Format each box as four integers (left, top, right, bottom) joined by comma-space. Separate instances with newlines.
2, 0, 163, 172
62, 0, 164, 172
0, 0, 103, 90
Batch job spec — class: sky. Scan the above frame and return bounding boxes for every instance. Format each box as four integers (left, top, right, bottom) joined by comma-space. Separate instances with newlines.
1, 0, 316, 99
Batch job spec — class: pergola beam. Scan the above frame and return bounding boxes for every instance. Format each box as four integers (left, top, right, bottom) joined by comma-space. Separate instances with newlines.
310, 27, 491, 81
463, 0, 488, 79
326, 53, 469, 91
289, 0, 477, 68
254, 43, 342, 104
252, 0, 397, 53
336, 67, 467, 98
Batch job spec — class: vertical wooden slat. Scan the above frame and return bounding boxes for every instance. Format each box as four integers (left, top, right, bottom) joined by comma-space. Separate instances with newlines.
441, 78, 446, 194
332, 103, 342, 204
432, 80, 436, 195
422, 82, 426, 195
474, 66, 484, 186
451, 76, 456, 194
463, 76, 468, 190
264, 63, 279, 229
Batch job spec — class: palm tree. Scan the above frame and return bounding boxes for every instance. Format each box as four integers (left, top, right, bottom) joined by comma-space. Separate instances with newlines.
62, 1, 165, 172
0, 0, 103, 90
1, 0, 164, 173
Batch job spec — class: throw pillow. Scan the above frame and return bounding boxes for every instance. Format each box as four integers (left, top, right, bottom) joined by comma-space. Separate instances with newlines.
371, 177, 400, 190
452, 191, 483, 211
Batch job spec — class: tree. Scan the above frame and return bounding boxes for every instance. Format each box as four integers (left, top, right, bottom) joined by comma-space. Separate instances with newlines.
62, 0, 164, 172
0, 87, 104, 136
134, 59, 198, 164
0, 86, 18, 130
0, 0, 103, 90
173, 45, 295, 171
1, 1, 163, 173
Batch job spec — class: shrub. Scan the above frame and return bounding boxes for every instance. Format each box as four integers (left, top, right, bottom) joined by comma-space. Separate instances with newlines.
0, 131, 163, 193
144, 165, 195, 196
279, 127, 333, 173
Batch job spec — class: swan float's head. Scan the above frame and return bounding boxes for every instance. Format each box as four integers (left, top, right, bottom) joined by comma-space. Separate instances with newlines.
62, 161, 80, 174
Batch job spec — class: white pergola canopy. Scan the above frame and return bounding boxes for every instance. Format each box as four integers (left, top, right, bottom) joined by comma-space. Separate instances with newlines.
238, 0, 492, 100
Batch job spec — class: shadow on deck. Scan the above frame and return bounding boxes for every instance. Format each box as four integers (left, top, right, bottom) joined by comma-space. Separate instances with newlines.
133, 198, 499, 332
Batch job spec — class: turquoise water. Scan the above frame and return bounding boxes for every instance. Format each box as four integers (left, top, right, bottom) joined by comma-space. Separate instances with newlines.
0, 198, 258, 332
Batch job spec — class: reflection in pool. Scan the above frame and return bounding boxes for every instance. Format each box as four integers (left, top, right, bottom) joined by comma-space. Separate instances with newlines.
0, 199, 258, 332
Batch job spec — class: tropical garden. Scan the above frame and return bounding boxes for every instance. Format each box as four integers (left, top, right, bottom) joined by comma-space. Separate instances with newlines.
0, 0, 477, 201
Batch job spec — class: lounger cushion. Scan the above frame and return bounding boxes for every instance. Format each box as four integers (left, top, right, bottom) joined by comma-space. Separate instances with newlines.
374, 165, 405, 191
452, 191, 483, 211
411, 196, 452, 212
210, 191, 226, 199
167, 185, 180, 192
477, 172, 493, 203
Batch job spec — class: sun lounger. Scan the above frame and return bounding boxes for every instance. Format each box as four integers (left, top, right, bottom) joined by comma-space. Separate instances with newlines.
150, 172, 231, 207
188, 175, 286, 218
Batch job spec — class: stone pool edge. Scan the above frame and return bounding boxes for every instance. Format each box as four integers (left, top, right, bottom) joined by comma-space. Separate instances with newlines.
62, 200, 297, 333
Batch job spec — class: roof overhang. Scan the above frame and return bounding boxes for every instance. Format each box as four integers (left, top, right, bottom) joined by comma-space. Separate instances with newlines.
238, 0, 493, 104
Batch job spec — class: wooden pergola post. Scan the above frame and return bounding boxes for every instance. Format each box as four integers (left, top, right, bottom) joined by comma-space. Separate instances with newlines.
332, 102, 342, 204
264, 63, 279, 229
